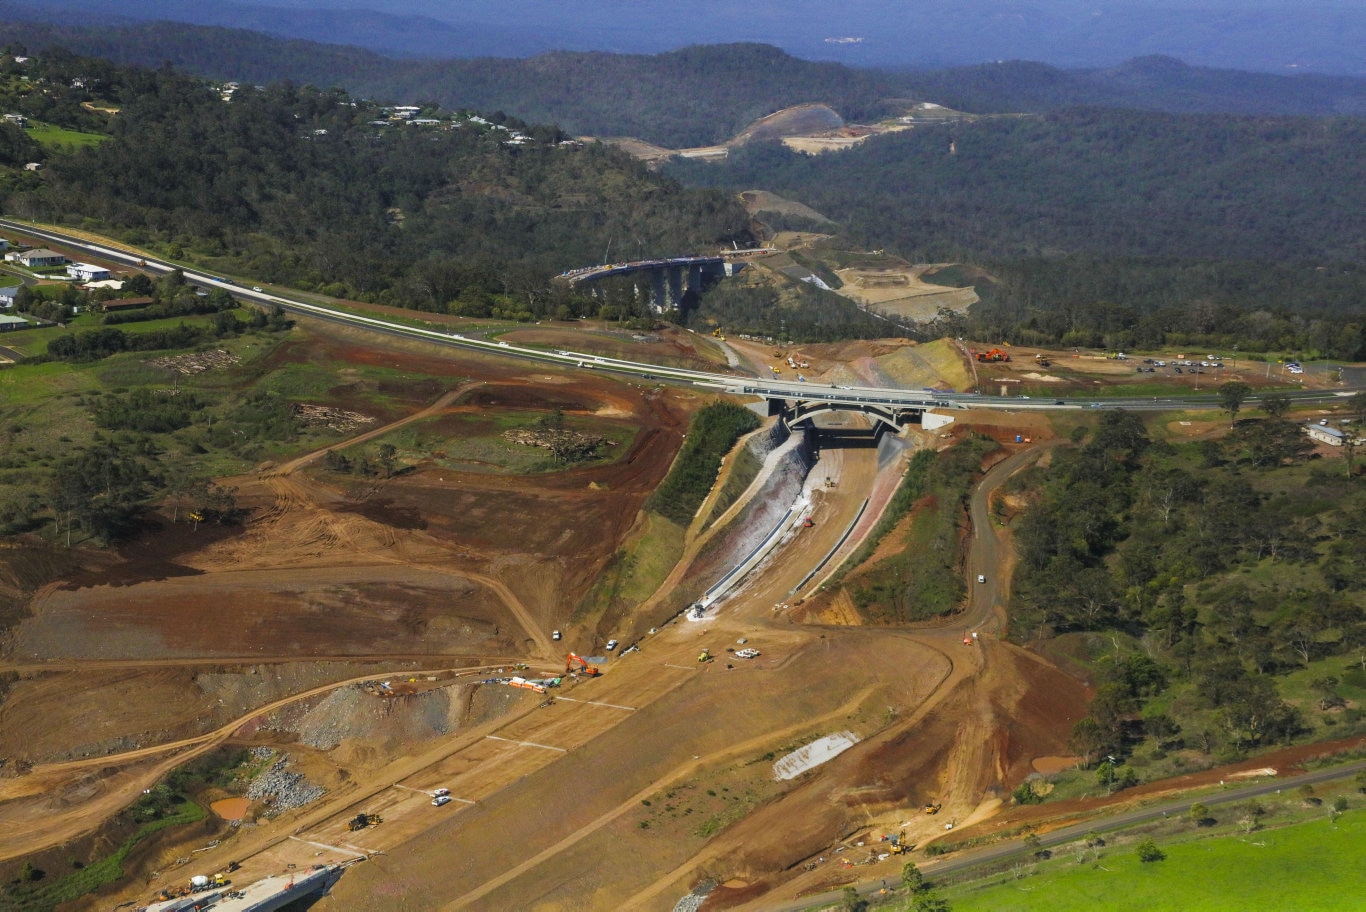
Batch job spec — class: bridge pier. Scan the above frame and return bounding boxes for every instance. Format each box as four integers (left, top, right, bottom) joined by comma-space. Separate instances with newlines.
650, 271, 667, 312
667, 266, 684, 310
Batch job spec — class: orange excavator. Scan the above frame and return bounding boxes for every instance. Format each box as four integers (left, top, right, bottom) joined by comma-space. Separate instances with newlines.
565, 653, 602, 677
975, 348, 1011, 362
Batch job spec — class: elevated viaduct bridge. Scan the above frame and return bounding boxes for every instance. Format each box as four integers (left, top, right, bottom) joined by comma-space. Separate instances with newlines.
557, 255, 729, 312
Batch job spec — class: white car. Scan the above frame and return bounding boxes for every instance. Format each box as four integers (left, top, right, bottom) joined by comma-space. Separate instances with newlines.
605, 639, 619, 651
552, 629, 562, 641
736, 648, 761, 659
432, 787, 450, 797
432, 795, 452, 807
977, 574, 986, 584
252, 286, 263, 292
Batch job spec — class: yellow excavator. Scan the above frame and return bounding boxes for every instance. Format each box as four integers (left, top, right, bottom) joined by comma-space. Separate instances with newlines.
698, 649, 714, 663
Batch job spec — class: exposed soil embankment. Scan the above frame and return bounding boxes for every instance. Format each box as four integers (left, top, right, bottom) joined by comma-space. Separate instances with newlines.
688, 425, 817, 597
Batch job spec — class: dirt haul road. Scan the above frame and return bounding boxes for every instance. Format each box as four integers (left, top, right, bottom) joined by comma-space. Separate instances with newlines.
0, 662, 518, 863
172, 441, 1075, 912
6, 317, 1082, 912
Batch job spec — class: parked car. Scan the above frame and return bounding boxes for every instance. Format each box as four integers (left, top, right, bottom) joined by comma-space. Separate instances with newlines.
433, 788, 450, 797
551, 629, 561, 641
977, 574, 987, 584
432, 795, 452, 807
605, 639, 619, 651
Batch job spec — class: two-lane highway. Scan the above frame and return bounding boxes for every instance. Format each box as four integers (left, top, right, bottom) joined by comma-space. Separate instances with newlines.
3, 219, 1359, 414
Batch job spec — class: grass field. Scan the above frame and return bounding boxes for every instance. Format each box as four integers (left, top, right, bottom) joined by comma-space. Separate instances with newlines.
371, 411, 637, 475
944, 810, 1366, 911
25, 121, 109, 150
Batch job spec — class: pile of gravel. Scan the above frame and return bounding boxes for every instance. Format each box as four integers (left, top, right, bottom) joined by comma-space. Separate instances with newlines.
672, 879, 716, 912
244, 756, 326, 815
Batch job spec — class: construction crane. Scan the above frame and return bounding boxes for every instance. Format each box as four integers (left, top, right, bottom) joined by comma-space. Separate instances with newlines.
565, 653, 602, 677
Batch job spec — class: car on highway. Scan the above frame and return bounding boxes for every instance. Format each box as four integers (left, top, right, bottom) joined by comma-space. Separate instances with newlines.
977, 574, 986, 584
252, 286, 263, 292
432, 795, 452, 807
605, 638, 619, 651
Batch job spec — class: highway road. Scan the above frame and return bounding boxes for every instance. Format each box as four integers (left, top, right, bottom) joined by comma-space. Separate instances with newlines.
774, 757, 1366, 911
4, 219, 1360, 415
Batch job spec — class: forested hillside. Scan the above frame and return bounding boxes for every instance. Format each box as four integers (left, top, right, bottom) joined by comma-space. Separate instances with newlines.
1010, 408, 1366, 767
671, 109, 1366, 356
0, 51, 751, 315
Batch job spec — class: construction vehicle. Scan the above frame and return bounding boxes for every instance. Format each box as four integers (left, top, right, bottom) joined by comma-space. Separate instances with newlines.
923, 802, 942, 815
975, 348, 1010, 363
347, 813, 382, 831
698, 649, 714, 663
802, 517, 814, 528
890, 830, 913, 854
565, 653, 602, 677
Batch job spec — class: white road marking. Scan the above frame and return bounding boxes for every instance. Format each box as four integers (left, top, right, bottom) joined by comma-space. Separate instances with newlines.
486, 735, 566, 752
555, 696, 636, 711
289, 835, 367, 856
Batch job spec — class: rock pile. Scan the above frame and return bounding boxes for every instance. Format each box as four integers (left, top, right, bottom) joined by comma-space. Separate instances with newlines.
245, 755, 326, 815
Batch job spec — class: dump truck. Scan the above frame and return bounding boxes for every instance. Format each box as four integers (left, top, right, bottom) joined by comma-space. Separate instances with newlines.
348, 813, 382, 831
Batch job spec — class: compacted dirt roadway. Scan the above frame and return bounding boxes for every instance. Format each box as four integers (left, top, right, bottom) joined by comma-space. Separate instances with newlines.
2, 313, 1087, 912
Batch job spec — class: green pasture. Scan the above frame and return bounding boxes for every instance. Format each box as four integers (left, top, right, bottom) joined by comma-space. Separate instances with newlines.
945, 810, 1366, 911
25, 120, 109, 150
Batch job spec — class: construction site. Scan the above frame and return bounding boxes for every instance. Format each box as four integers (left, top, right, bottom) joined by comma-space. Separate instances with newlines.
0, 311, 1356, 912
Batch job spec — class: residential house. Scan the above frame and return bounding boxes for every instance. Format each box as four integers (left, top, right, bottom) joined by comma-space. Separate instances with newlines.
0, 285, 20, 308
67, 262, 111, 282
15, 248, 66, 268
1306, 423, 1346, 446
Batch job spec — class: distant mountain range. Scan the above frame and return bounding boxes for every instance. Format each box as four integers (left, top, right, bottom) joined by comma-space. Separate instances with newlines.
9, 0, 1366, 75
4, 18, 1366, 148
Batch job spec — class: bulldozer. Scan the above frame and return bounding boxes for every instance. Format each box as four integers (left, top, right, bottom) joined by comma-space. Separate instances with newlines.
348, 812, 382, 832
